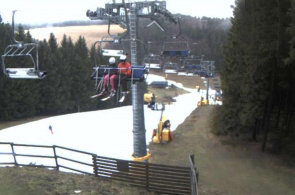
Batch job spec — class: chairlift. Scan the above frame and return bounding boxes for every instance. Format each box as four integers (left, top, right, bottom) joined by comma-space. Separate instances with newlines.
178, 57, 203, 76
161, 41, 190, 58
143, 54, 161, 69
159, 17, 190, 58
90, 36, 147, 101
1, 11, 46, 79
91, 36, 126, 86
197, 60, 217, 78
90, 65, 147, 102
176, 59, 187, 75
163, 62, 178, 74
176, 66, 187, 75
89, 3, 150, 101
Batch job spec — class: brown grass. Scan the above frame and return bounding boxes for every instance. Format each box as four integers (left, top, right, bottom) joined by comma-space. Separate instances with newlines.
29, 25, 125, 49
0, 166, 155, 195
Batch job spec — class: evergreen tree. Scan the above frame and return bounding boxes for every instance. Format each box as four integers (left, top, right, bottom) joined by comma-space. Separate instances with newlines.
58, 35, 76, 113
16, 29, 40, 118
39, 33, 62, 114
70, 36, 93, 111
216, 0, 295, 155
216, 0, 249, 134
0, 19, 13, 120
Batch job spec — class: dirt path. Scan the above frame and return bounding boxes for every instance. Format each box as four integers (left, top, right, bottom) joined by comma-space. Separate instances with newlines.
149, 106, 295, 195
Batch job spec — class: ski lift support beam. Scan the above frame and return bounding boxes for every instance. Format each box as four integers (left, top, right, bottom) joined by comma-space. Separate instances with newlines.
86, 1, 177, 26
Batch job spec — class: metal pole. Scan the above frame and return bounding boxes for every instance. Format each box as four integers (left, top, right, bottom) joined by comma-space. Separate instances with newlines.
132, 82, 147, 157
206, 77, 209, 101
206, 62, 210, 102
130, 3, 147, 158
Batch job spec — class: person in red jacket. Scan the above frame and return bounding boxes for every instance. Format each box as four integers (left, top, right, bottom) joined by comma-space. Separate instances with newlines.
117, 55, 131, 92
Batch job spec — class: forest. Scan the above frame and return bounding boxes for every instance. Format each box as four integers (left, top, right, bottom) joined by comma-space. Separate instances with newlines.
215, 0, 295, 156
1, 0, 294, 157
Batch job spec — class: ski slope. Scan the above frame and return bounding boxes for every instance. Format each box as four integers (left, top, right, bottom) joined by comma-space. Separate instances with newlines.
0, 74, 219, 168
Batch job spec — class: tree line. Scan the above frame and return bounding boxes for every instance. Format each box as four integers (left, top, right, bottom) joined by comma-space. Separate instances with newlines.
214, 0, 295, 155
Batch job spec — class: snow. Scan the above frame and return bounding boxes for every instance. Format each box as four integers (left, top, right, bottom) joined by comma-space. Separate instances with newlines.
0, 74, 221, 172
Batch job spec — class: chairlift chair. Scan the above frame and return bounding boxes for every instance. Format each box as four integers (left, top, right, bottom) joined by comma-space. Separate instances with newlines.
179, 57, 203, 76
1, 11, 46, 79
161, 41, 190, 58
90, 36, 147, 102
143, 54, 161, 69
163, 62, 178, 74
177, 65, 188, 76
91, 36, 126, 88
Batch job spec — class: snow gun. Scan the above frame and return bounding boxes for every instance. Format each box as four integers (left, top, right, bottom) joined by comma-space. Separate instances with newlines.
144, 93, 174, 143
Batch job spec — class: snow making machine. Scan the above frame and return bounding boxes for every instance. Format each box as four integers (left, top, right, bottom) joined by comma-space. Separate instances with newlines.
144, 93, 174, 143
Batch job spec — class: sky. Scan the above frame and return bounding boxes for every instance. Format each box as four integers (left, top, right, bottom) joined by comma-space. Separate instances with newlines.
0, 0, 235, 25
0, 74, 221, 172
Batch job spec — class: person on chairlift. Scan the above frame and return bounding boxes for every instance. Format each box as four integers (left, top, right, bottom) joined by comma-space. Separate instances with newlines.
100, 57, 118, 96
118, 55, 131, 93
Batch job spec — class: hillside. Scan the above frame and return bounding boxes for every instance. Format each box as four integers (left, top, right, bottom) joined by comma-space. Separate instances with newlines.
1, 106, 294, 195
1, 73, 294, 195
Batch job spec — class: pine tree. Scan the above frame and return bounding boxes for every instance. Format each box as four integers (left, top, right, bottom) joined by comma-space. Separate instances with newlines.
38, 33, 62, 114
70, 36, 93, 112
217, 0, 249, 134
58, 34, 76, 113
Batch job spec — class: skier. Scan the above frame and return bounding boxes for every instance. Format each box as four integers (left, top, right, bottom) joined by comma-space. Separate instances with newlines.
100, 57, 118, 97
117, 55, 131, 93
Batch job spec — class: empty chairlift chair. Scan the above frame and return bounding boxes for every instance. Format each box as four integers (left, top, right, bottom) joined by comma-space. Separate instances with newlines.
179, 57, 203, 76
163, 62, 178, 74
143, 54, 162, 69
161, 41, 190, 58
2, 43, 46, 79
1, 11, 46, 79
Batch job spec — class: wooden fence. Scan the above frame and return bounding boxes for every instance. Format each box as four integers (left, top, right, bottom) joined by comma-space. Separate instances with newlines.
0, 142, 198, 195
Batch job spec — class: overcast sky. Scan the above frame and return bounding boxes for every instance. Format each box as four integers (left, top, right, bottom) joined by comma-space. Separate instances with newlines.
0, 0, 235, 25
